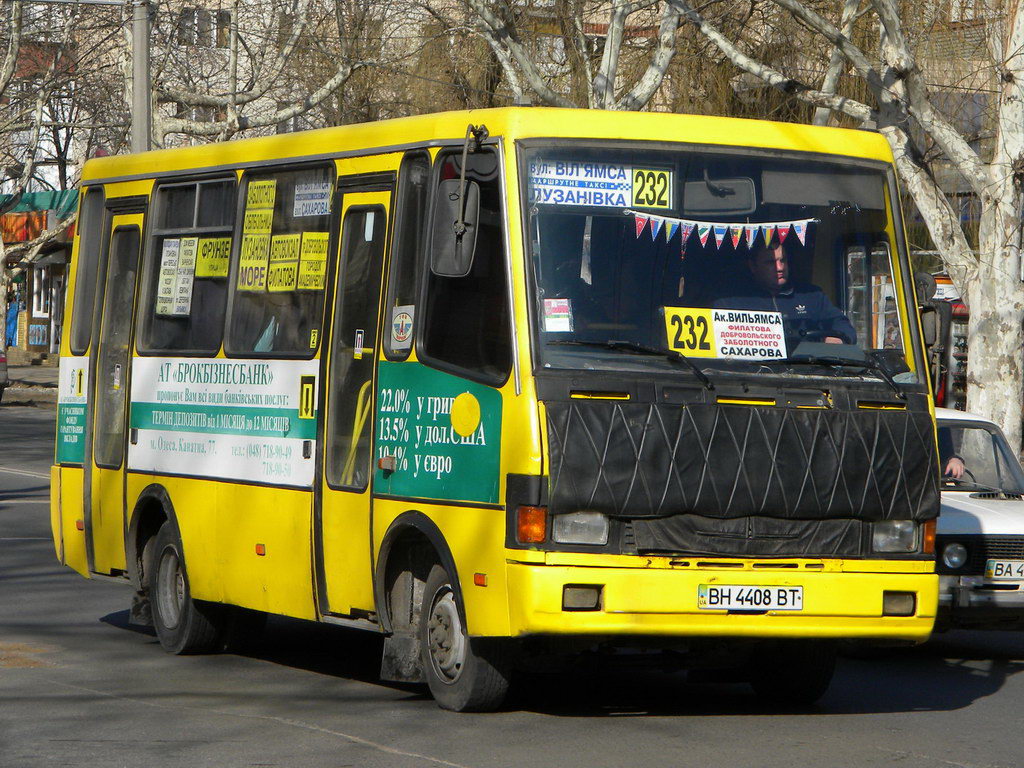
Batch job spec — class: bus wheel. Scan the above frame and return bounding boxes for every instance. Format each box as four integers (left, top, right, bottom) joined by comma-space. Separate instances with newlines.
149, 523, 225, 654
748, 641, 836, 706
419, 564, 509, 712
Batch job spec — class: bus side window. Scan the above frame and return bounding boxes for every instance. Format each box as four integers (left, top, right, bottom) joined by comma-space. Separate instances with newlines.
383, 150, 430, 360
138, 178, 236, 355
419, 148, 512, 386
226, 165, 334, 358
69, 187, 106, 355
325, 207, 387, 489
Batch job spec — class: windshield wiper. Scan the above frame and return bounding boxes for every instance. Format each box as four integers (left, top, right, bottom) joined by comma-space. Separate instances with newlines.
784, 355, 906, 401
548, 339, 714, 391
943, 477, 1012, 494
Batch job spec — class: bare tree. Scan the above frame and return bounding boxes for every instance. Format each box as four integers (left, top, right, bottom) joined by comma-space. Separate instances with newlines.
463, 0, 683, 110
673, 0, 1024, 450
1, 0, 85, 352
150, 0, 388, 144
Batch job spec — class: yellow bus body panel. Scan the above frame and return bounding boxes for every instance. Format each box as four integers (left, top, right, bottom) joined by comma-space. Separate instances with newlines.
507, 562, 937, 642
372, 498, 512, 637
50, 465, 62, 563
57, 466, 89, 577
126, 475, 317, 620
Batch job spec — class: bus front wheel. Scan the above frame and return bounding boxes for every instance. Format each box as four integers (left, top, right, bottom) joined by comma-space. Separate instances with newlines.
419, 564, 510, 712
149, 523, 225, 654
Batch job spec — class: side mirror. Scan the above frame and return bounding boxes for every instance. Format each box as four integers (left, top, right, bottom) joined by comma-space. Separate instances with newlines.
919, 305, 939, 348
430, 179, 480, 278
920, 300, 952, 349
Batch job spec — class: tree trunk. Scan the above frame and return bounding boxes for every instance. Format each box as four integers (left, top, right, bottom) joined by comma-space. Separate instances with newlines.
965, 214, 1024, 453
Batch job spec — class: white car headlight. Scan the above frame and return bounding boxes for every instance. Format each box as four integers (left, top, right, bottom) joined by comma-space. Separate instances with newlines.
872, 521, 918, 553
942, 542, 968, 570
551, 511, 609, 546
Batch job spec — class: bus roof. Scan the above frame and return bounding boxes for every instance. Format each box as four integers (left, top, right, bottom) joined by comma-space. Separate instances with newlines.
80, 107, 895, 185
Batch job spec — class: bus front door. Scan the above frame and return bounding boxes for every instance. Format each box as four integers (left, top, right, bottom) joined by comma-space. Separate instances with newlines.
316, 190, 391, 617
86, 210, 144, 575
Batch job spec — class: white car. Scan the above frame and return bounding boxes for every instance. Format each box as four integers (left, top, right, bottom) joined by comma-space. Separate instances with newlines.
935, 407, 1024, 629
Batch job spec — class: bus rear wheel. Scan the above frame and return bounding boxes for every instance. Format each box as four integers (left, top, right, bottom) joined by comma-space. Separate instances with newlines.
419, 564, 510, 712
149, 522, 225, 654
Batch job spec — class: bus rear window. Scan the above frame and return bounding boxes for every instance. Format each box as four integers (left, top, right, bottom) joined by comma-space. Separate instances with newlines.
226, 165, 334, 357
139, 177, 236, 354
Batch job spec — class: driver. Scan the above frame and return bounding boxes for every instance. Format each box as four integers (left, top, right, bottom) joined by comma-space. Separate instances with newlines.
716, 242, 856, 345
937, 425, 966, 479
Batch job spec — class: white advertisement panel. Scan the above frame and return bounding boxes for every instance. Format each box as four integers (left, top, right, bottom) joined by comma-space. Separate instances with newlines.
128, 357, 319, 487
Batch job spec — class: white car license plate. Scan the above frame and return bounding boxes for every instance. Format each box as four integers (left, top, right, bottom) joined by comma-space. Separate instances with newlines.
984, 560, 1024, 580
698, 584, 803, 611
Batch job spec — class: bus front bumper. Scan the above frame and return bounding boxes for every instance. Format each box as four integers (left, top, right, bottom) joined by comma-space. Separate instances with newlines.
505, 561, 937, 642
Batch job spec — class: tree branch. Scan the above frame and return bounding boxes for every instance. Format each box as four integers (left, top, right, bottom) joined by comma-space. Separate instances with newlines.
463, 0, 575, 107
616, 1, 682, 111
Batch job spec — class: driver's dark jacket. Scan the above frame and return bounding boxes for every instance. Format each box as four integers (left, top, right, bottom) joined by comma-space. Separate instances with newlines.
715, 281, 857, 345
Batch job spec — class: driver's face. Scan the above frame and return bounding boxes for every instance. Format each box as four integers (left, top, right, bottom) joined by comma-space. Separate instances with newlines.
749, 244, 789, 293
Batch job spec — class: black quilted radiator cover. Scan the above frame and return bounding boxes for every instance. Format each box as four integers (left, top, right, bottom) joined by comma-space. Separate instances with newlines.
545, 401, 939, 524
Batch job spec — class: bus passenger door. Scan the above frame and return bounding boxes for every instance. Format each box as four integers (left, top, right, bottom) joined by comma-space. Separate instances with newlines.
87, 211, 144, 575
316, 190, 391, 617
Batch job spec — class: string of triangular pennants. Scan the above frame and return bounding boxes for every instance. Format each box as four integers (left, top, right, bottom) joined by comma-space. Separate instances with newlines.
625, 209, 817, 252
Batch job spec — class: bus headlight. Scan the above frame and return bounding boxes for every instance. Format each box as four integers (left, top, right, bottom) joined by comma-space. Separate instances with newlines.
872, 521, 917, 553
942, 542, 968, 570
552, 511, 609, 546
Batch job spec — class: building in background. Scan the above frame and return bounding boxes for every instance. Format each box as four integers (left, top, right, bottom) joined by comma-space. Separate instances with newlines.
1, 190, 78, 358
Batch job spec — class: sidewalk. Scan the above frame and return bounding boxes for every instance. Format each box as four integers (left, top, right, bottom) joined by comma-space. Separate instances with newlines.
6, 365, 59, 389
3, 365, 58, 408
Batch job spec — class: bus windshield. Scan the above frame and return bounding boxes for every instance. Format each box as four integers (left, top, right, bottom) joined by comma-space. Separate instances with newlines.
523, 143, 919, 383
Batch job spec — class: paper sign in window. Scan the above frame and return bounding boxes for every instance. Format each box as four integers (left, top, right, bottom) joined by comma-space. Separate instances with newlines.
237, 234, 270, 291
156, 239, 180, 315
246, 179, 277, 210
267, 233, 300, 292
172, 237, 198, 315
297, 231, 329, 290
243, 208, 273, 235
664, 307, 787, 360
293, 182, 332, 217
195, 237, 231, 278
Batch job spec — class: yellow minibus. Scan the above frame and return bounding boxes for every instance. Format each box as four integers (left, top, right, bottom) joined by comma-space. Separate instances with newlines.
52, 107, 939, 710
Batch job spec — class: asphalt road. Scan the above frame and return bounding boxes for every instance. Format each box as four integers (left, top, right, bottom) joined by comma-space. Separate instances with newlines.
3, 403, 1024, 768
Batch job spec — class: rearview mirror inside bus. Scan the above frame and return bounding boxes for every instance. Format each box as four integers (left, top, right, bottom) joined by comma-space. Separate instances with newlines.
431, 179, 480, 278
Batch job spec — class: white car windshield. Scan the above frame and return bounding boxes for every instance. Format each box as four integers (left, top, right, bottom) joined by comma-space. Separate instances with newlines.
938, 421, 1024, 494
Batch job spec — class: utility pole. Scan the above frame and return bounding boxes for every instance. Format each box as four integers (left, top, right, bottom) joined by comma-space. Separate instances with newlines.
130, 0, 151, 153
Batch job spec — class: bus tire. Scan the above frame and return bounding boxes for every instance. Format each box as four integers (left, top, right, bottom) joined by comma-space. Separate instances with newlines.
748, 641, 836, 706
149, 522, 225, 654
419, 564, 509, 712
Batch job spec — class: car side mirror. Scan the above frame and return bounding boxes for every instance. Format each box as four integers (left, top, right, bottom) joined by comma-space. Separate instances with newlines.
430, 179, 480, 278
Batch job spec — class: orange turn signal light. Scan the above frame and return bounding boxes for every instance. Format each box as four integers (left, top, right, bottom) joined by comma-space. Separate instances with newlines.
255, 543, 267, 556
922, 519, 936, 555
516, 505, 548, 544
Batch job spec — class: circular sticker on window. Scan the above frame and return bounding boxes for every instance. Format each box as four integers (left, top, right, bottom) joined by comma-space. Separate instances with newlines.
391, 306, 414, 349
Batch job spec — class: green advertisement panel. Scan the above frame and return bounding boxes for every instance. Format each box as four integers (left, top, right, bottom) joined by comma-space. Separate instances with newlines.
374, 361, 502, 504
56, 358, 89, 464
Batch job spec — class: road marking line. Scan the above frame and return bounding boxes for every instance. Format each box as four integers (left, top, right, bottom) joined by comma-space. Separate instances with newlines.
45, 679, 473, 768
0, 537, 51, 540
0, 466, 49, 480
0, 499, 49, 504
